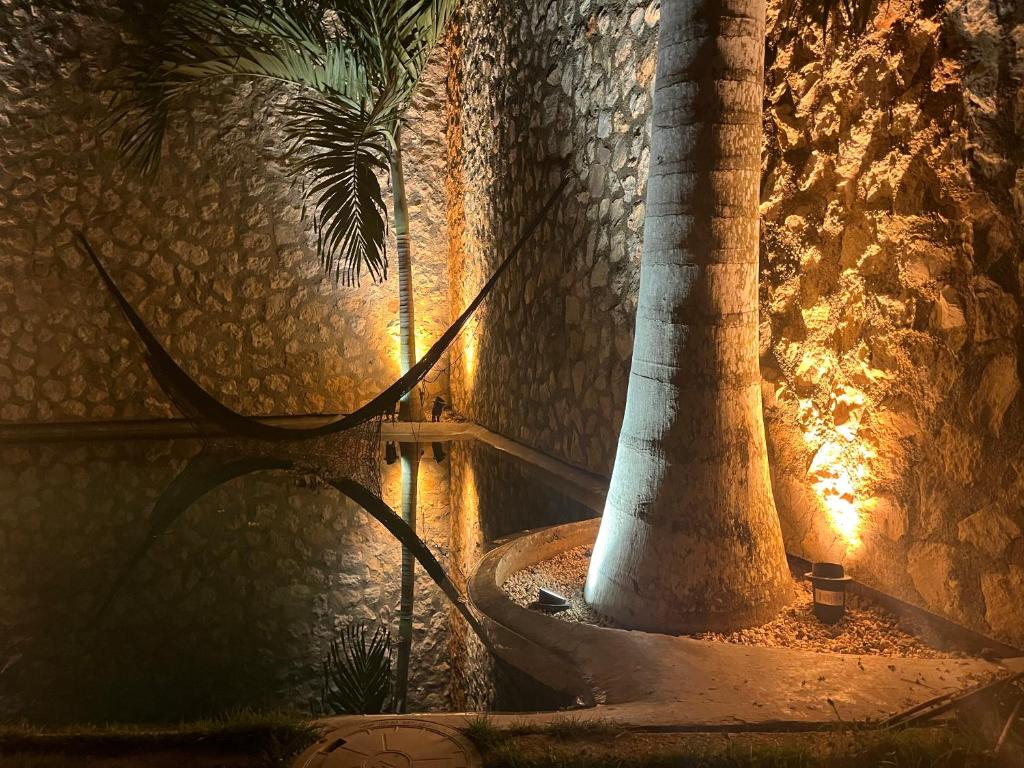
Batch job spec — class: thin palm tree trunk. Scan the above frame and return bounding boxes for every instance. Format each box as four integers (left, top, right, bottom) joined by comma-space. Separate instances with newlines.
584, 0, 792, 633
393, 442, 419, 712
391, 128, 421, 422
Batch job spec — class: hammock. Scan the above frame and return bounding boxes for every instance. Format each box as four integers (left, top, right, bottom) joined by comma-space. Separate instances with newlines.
76, 173, 570, 440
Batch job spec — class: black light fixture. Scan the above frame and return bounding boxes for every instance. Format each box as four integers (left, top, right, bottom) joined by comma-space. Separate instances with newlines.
384, 441, 398, 465
806, 562, 852, 624
529, 588, 570, 614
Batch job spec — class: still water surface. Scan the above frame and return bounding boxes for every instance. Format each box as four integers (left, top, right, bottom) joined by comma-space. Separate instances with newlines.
0, 436, 594, 724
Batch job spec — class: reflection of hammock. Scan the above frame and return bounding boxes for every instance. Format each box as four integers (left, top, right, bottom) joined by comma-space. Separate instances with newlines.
76, 174, 569, 440
92, 445, 489, 642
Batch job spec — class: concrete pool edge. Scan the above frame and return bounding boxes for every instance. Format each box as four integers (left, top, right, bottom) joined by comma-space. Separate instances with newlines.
0, 416, 485, 444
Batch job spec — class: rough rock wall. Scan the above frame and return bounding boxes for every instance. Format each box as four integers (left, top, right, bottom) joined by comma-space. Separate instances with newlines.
0, 2, 449, 423
447, 0, 1024, 647
446, 0, 651, 470
760, 0, 1024, 647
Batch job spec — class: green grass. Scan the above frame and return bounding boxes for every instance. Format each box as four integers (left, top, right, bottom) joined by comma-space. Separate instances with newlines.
464, 714, 623, 750
0, 710, 320, 768
463, 715, 510, 752
462, 719, 1004, 768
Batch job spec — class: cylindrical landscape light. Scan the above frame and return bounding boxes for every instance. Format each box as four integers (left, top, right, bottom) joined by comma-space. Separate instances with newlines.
806, 562, 852, 624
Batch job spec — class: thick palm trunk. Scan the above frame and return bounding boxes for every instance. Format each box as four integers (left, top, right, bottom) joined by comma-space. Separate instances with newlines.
393, 442, 419, 712
584, 0, 791, 633
391, 128, 421, 422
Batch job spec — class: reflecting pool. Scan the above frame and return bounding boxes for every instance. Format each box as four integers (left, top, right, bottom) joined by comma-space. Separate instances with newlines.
0, 435, 595, 724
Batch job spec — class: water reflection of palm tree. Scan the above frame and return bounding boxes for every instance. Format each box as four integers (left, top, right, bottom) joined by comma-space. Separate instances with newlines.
394, 442, 419, 713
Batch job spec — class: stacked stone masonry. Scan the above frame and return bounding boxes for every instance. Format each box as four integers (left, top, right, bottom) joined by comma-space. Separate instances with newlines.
445, 0, 1024, 648
0, 1, 450, 423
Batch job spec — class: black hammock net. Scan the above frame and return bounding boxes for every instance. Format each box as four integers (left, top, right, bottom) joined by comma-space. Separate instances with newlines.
74, 172, 569, 495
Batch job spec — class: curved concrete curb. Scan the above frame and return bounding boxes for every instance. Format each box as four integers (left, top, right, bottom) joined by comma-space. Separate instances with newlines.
469, 520, 602, 708
469, 520, 601, 686
469, 519, 1008, 728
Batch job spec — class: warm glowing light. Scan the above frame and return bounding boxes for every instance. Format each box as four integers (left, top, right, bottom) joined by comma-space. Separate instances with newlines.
461, 464, 478, 524
785, 375, 875, 554
831, 386, 866, 442
462, 317, 478, 385
809, 441, 863, 549
807, 436, 874, 552
455, 461, 480, 583
388, 320, 403, 371
388, 322, 433, 373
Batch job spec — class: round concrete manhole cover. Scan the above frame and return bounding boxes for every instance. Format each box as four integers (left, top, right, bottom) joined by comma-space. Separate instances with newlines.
293, 719, 482, 768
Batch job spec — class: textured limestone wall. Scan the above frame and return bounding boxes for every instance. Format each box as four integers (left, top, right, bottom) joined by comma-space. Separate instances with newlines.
0, 1, 449, 423
446, 0, 1024, 647
446, 0, 652, 471
760, 0, 1024, 648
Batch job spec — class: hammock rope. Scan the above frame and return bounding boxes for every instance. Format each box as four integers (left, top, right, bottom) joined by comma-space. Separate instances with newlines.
77, 172, 570, 440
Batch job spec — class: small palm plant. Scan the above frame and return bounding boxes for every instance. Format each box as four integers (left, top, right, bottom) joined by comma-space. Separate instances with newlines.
107, 0, 457, 420
320, 620, 393, 715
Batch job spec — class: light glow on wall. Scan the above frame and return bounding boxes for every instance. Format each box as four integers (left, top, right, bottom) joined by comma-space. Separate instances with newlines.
389, 321, 437, 375
462, 316, 478, 386
807, 438, 873, 551
787, 379, 874, 555
388, 320, 403, 373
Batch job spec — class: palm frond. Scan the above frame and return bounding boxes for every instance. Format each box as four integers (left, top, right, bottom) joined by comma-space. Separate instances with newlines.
287, 96, 393, 284
321, 621, 393, 715
331, 0, 457, 109
107, 0, 373, 173
106, 0, 458, 285
107, 0, 398, 283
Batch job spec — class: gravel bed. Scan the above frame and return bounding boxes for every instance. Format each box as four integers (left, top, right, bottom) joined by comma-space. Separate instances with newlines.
501, 545, 963, 658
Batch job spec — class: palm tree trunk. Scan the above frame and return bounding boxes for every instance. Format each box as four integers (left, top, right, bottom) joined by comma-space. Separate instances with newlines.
584, 0, 792, 633
393, 442, 419, 713
391, 127, 421, 422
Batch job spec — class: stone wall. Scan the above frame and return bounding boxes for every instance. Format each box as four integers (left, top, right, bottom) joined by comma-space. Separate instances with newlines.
446, 0, 1024, 648
446, 0, 649, 471
0, 1, 449, 423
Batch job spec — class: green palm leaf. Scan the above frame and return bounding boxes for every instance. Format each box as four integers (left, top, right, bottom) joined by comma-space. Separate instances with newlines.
106, 0, 456, 285
108, 1, 367, 170
107, 0, 394, 284
332, 0, 457, 98
287, 96, 392, 284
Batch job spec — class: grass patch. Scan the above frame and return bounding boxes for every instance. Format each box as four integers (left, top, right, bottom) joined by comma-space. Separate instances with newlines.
464, 715, 510, 752
0, 710, 320, 768
465, 714, 623, 751
463, 720, 1004, 768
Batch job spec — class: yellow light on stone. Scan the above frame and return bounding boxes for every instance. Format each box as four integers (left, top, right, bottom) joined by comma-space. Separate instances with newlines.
808, 439, 874, 552
388, 322, 428, 375
388, 321, 403, 372
462, 317, 478, 385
